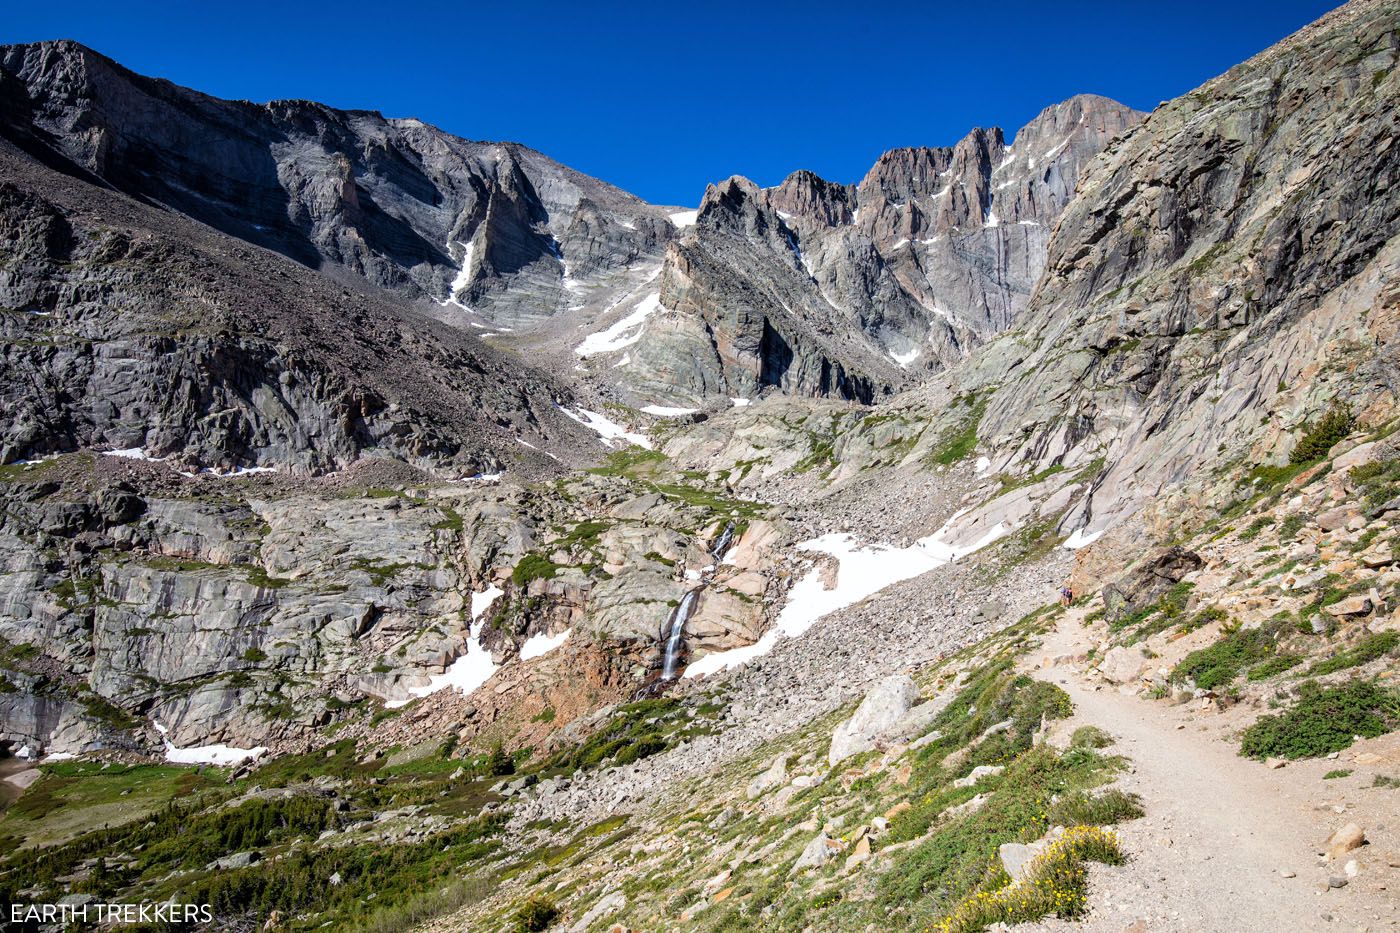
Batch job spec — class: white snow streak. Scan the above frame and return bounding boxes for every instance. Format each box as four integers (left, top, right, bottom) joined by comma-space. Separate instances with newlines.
154, 721, 266, 766
386, 586, 504, 708
641, 405, 699, 417
559, 407, 653, 449
1062, 528, 1105, 550
685, 516, 1013, 678
520, 627, 571, 660
575, 293, 663, 356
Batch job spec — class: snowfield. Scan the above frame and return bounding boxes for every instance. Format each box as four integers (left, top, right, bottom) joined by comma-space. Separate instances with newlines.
685, 514, 1013, 678
575, 293, 663, 356
559, 406, 653, 449
387, 585, 504, 709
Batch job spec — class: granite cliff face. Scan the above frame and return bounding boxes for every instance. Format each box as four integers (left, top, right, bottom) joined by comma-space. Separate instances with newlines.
965, 0, 1400, 537
603, 95, 1143, 406
0, 40, 677, 328
657, 0, 1400, 556
0, 138, 600, 474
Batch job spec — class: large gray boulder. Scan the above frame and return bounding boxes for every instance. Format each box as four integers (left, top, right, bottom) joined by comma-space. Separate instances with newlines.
829, 675, 919, 767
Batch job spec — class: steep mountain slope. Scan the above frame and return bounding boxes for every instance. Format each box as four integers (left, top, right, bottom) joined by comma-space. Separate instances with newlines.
0, 137, 597, 473
3, 4, 1400, 932
603, 95, 1142, 405
0, 40, 677, 327
662, 0, 1400, 553
968, 0, 1400, 537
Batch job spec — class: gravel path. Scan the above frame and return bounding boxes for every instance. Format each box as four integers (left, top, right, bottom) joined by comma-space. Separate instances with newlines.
1020, 612, 1399, 933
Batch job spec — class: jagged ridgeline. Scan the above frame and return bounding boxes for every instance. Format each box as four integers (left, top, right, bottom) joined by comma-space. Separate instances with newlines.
1, 0, 1399, 931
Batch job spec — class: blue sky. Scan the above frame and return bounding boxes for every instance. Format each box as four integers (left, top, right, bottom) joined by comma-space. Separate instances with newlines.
8, 0, 1339, 205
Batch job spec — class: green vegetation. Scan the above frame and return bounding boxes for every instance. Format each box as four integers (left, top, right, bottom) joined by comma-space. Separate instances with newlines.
1047, 788, 1144, 826
1240, 679, 1400, 760
1171, 624, 1277, 690
1278, 513, 1310, 541
586, 447, 668, 478
1069, 726, 1114, 749
432, 507, 465, 532
1111, 581, 1197, 642
1323, 769, 1353, 780
929, 395, 987, 466
1289, 405, 1354, 464
512, 894, 560, 932
546, 697, 715, 773
1247, 653, 1304, 681
933, 826, 1126, 933
1238, 516, 1274, 541
511, 553, 564, 586
1306, 631, 1399, 677
1348, 458, 1400, 507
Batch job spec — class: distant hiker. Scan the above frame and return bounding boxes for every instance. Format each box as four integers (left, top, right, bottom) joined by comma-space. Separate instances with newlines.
1060, 585, 1073, 607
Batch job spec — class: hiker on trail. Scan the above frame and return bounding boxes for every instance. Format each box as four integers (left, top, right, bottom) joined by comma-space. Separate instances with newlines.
1060, 585, 1074, 607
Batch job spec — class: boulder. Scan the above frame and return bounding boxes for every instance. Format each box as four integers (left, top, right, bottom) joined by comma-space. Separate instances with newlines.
1324, 594, 1374, 617
570, 891, 626, 932
998, 842, 1042, 882
1097, 646, 1149, 684
829, 675, 918, 766
791, 833, 843, 872
1317, 506, 1361, 532
1324, 823, 1366, 860
746, 755, 788, 799
953, 765, 1005, 788
1101, 547, 1203, 622
844, 835, 872, 871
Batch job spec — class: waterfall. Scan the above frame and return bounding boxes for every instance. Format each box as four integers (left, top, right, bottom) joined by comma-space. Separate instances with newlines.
657, 523, 737, 682
660, 588, 699, 680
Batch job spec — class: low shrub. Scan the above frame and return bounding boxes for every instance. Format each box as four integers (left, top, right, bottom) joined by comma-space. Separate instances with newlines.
1047, 789, 1143, 826
1171, 626, 1275, 690
513, 894, 560, 931
1069, 726, 1114, 749
1239, 680, 1400, 760
932, 826, 1126, 933
1247, 654, 1304, 681
1307, 631, 1399, 677
1289, 405, 1353, 464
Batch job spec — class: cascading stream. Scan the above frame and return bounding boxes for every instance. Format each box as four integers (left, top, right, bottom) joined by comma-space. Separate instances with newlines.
657, 523, 736, 682
660, 589, 698, 680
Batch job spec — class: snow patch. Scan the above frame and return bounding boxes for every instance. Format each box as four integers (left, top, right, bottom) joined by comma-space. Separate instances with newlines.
685, 515, 1012, 678
668, 209, 698, 228
891, 347, 920, 367
442, 240, 477, 310
104, 447, 160, 461
1062, 528, 1105, 550
641, 405, 699, 417
154, 721, 266, 766
520, 628, 571, 661
386, 586, 504, 708
559, 407, 653, 449
575, 293, 663, 356
731, 398, 751, 408
1042, 136, 1072, 162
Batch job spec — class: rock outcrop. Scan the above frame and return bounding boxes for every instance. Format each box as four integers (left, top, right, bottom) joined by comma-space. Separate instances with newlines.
609, 95, 1143, 405
0, 134, 598, 473
0, 40, 677, 327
